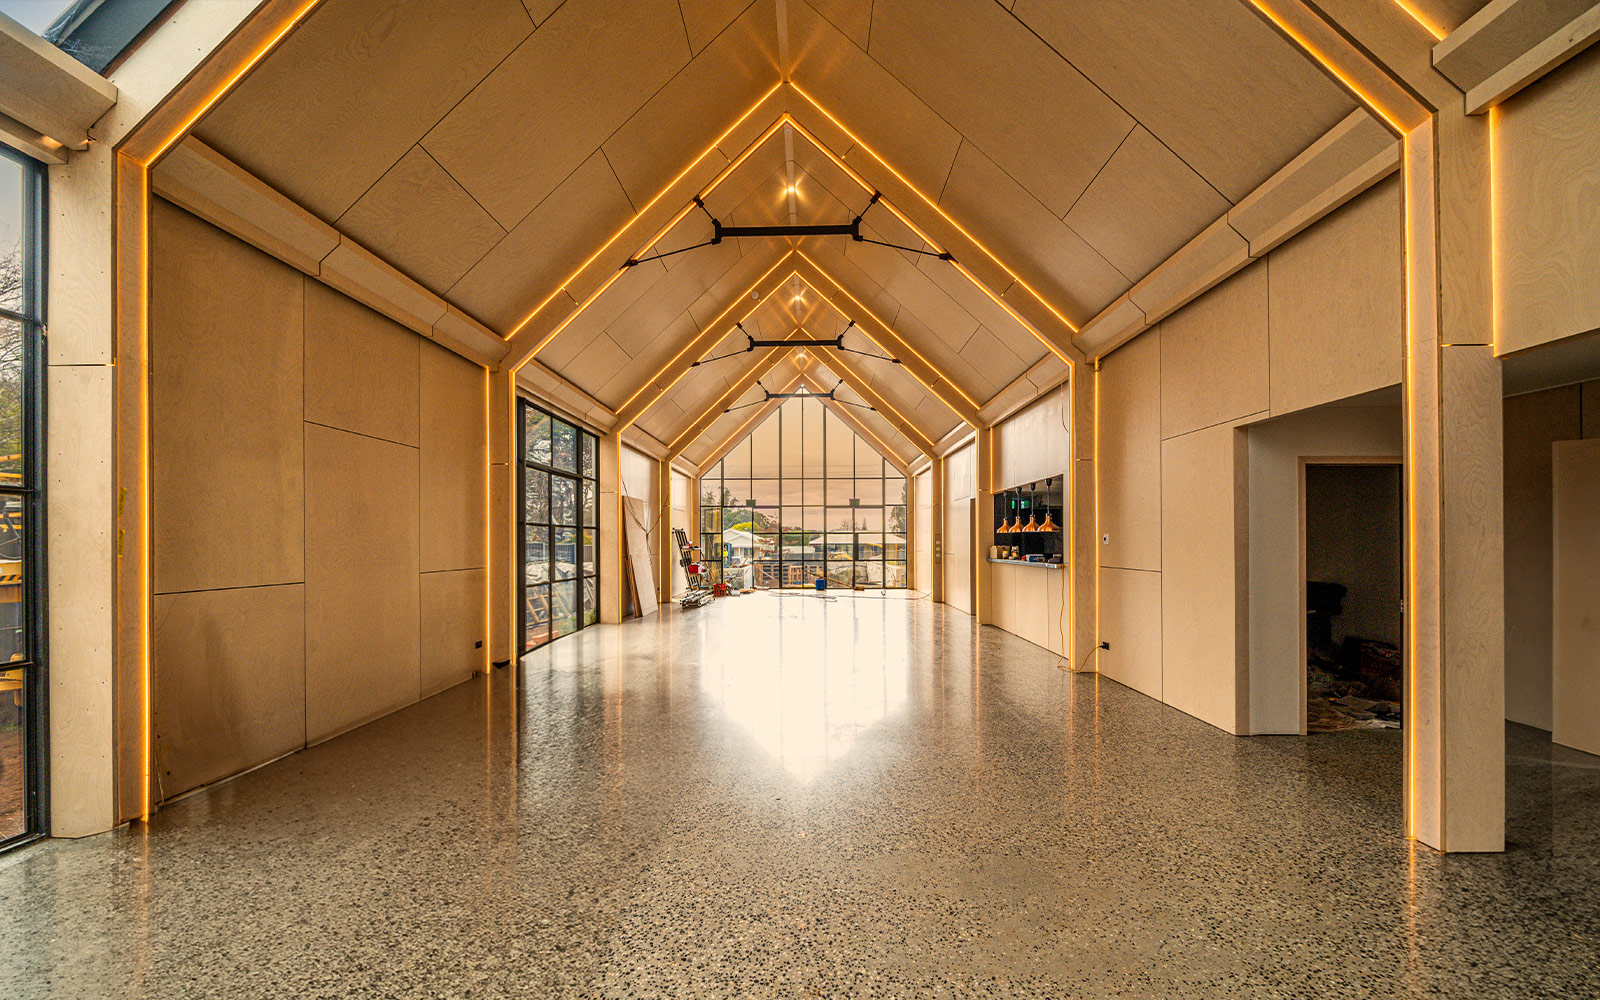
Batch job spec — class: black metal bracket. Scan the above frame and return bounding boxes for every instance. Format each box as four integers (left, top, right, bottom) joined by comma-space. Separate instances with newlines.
624, 191, 955, 267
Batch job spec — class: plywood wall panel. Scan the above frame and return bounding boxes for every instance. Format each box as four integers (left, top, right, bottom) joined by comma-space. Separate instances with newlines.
1552, 438, 1600, 755
995, 387, 1069, 490
1267, 177, 1404, 415
1097, 567, 1162, 701
1502, 386, 1581, 731
420, 568, 487, 698
304, 425, 421, 743
1158, 261, 1269, 439
150, 199, 305, 595
1496, 48, 1600, 354
304, 280, 421, 447
1160, 422, 1246, 734
1097, 331, 1161, 572
152, 584, 306, 798
421, 342, 489, 573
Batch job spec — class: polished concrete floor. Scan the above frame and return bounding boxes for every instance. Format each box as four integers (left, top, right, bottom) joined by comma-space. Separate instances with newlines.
1, 594, 1597, 998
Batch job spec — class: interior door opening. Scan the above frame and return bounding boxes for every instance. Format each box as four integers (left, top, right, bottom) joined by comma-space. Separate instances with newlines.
1303, 463, 1404, 735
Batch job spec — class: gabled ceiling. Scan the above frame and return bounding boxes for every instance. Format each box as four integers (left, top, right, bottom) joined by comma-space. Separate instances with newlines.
188, 0, 1376, 464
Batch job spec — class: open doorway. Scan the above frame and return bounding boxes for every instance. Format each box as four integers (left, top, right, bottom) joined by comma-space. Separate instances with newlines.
1303, 462, 1404, 734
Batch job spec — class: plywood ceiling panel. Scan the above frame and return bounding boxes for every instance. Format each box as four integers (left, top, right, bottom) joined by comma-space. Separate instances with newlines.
1010, 0, 1358, 202
805, 0, 873, 49
602, 1, 782, 205
680, 0, 763, 54
936, 141, 1131, 324
447, 151, 639, 331
1063, 126, 1232, 282
564, 331, 633, 398
786, 0, 963, 197
335, 146, 506, 296
197, 0, 535, 222
868, 0, 1134, 218
422, 0, 692, 228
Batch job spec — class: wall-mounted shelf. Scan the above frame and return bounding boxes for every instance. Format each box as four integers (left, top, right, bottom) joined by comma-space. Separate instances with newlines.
987, 558, 1061, 569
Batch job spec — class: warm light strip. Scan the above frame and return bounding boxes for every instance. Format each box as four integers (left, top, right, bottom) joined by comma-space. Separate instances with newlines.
1244, 1, 1406, 134
786, 115, 1077, 361
504, 94, 786, 352
699, 373, 805, 465
1488, 106, 1500, 356
666, 334, 803, 454
144, 0, 325, 165
805, 374, 910, 465
795, 255, 980, 416
1392, 0, 1447, 41
1402, 131, 1421, 842
788, 85, 1083, 339
811, 350, 933, 455
614, 255, 795, 418
127, 0, 330, 823
483, 368, 492, 676
1092, 362, 1101, 672
136, 162, 151, 821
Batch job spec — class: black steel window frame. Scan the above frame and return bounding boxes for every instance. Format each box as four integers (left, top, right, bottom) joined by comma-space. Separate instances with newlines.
0, 143, 49, 852
517, 399, 599, 653
699, 397, 907, 591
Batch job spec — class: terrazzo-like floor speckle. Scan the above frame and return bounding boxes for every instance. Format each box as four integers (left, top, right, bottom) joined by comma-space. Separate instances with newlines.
1, 593, 1596, 998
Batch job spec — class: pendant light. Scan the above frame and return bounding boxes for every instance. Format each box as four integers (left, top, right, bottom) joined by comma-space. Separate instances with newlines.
1021, 483, 1039, 532
997, 492, 1015, 533
1037, 478, 1059, 533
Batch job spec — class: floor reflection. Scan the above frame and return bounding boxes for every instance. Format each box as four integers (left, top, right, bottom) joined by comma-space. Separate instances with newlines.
0, 598, 1596, 998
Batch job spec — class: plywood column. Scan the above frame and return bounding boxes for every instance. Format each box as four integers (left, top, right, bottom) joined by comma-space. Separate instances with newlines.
930, 457, 946, 604
1403, 116, 1505, 852
656, 458, 675, 600
1070, 364, 1098, 670
974, 428, 995, 624
600, 431, 624, 624
488, 370, 517, 664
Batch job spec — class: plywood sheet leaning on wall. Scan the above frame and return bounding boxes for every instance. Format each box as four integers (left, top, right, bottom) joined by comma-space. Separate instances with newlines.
624, 496, 658, 617
1552, 438, 1600, 755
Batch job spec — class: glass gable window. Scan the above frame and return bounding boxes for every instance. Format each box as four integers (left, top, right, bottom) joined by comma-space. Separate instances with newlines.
0, 144, 46, 849
519, 401, 600, 652
700, 397, 906, 591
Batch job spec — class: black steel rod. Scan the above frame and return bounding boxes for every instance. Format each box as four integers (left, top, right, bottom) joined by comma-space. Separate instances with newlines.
714, 221, 859, 238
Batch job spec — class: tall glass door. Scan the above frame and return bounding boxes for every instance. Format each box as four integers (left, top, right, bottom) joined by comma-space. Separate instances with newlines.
0, 144, 47, 849
519, 401, 599, 652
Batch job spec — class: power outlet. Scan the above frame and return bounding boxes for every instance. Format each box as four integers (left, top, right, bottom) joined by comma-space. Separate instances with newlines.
474, 640, 484, 649
1101, 534, 1110, 545
1098, 641, 1110, 651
